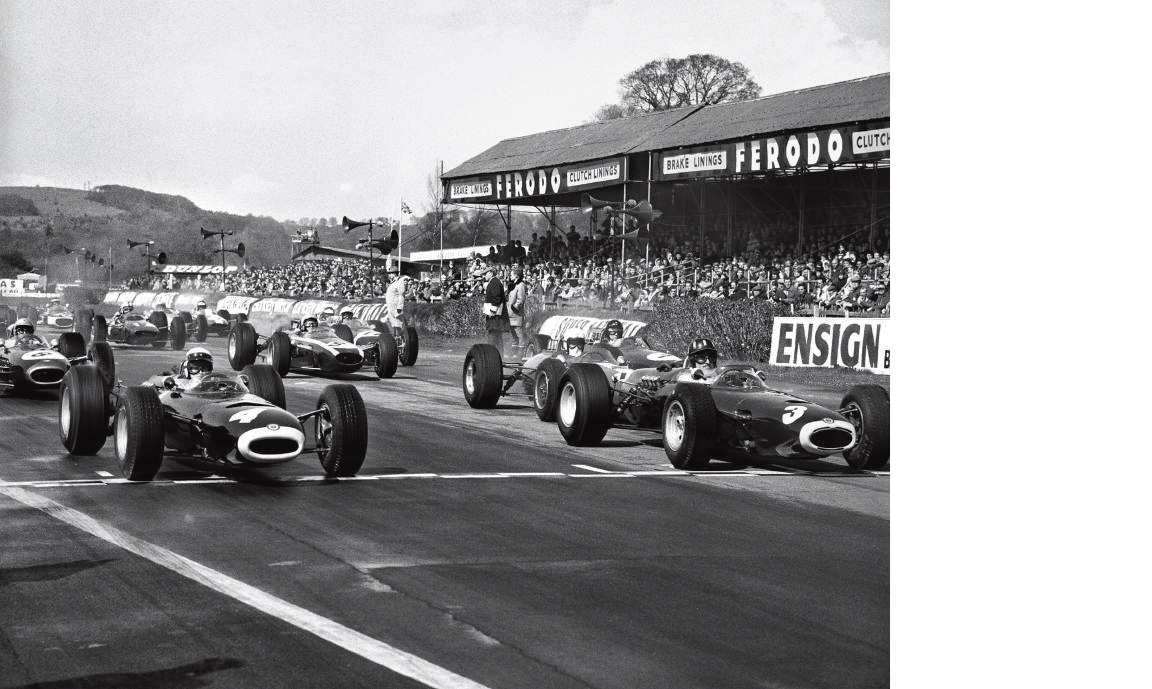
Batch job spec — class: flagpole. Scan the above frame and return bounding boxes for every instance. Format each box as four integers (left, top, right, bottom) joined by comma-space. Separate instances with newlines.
397, 200, 403, 276
438, 160, 444, 281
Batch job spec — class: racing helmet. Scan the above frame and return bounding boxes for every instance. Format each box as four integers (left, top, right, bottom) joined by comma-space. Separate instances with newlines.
196, 300, 207, 310
322, 306, 336, 318
184, 346, 213, 375
302, 316, 319, 331
340, 309, 355, 320
688, 337, 719, 369
12, 318, 35, 337
604, 319, 624, 342
120, 304, 134, 314
564, 328, 587, 356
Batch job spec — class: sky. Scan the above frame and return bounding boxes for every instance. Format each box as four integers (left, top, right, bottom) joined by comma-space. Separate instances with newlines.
0, 0, 888, 222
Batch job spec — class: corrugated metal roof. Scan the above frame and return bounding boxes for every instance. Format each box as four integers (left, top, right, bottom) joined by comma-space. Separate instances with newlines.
639, 73, 889, 151
442, 106, 699, 179
442, 73, 888, 180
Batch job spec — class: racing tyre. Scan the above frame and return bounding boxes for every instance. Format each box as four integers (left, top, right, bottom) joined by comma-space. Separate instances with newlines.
113, 386, 165, 481
74, 308, 94, 336
241, 364, 286, 408
59, 365, 108, 455
267, 331, 291, 376
57, 331, 86, 358
88, 342, 116, 396
228, 322, 258, 370
368, 319, 387, 334
316, 384, 368, 477
663, 383, 717, 469
169, 318, 187, 350
194, 314, 208, 343
532, 358, 566, 422
147, 310, 168, 329
178, 310, 193, 324
333, 323, 354, 343
556, 363, 613, 446
398, 326, 419, 366
375, 335, 398, 379
91, 315, 108, 343
462, 344, 502, 408
216, 309, 231, 323
841, 385, 890, 470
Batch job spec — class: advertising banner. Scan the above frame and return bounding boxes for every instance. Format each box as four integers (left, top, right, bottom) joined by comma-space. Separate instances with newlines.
653, 122, 890, 180
444, 156, 626, 203
768, 317, 891, 374
216, 295, 259, 314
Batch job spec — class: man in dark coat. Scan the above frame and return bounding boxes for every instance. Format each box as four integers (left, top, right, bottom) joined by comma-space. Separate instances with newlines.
482, 266, 506, 350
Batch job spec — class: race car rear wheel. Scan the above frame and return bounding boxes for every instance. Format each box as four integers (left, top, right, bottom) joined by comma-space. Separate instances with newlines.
463, 344, 502, 408
178, 310, 193, 324
59, 365, 108, 455
267, 331, 291, 376
663, 383, 717, 469
228, 322, 258, 370
73, 308, 94, 336
333, 323, 354, 344
241, 364, 286, 408
114, 386, 165, 481
532, 358, 566, 422
316, 384, 368, 477
87, 342, 116, 397
840, 385, 890, 470
398, 326, 419, 366
91, 315, 108, 343
169, 318, 187, 350
57, 331, 86, 358
194, 314, 208, 343
147, 310, 167, 329
375, 335, 398, 379
557, 363, 612, 446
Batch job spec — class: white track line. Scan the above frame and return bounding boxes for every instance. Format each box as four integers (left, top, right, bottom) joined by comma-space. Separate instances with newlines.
570, 464, 613, 473
0, 486, 492, 689
94, 471, 115, 478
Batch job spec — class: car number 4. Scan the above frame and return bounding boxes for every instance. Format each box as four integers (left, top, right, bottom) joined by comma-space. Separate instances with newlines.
782, 405, 806, 424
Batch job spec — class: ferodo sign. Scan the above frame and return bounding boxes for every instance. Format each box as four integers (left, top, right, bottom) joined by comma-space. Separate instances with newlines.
444, 156, 626, 203
769, 317, 891, 374
653, 122, 890, 180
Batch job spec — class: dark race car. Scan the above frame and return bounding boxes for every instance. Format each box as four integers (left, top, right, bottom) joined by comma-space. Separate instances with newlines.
1, 326, 114, 398
77, 309, 188, 350
226, 320, 398, 379
558, 359, 888, 470
161, 307, 230, 342
36, 302, 75, 330
58, 363, 368, 481
462, 316, 678, 421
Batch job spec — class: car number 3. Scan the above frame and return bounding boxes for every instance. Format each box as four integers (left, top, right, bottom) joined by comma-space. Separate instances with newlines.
782, 405, 806, 424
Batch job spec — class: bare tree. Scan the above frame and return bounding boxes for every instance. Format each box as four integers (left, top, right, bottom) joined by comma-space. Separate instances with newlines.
592, 54, 761, 121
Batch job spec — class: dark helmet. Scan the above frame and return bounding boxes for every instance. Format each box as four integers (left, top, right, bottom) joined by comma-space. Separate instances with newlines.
184, 346, 213, 375
340, 310, 354, 320
605, 319, 624, 341
13, 318, 35, 337
302, 316, 319, 330
688, 337, 718, 368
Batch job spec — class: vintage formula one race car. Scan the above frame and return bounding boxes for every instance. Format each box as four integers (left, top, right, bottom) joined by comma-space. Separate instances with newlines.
1, 326, 114, 397
156, 304, 230, 343
328, 315, 419, 368
226, 320, 398, 379
36, 301, 75, 330
58, 361, 368, 481
461, 316, 680, 421
75, 308, 188, 349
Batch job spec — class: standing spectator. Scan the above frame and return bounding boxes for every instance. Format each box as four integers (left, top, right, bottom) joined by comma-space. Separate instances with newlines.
385, 274, 410, 339
505, 266, 527, 359
482, 266, 506, 350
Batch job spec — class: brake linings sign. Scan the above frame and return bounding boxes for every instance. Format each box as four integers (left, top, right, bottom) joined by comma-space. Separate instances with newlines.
654, 124, 890, 180
769, 317, 891, 374
445, 156, 626, 203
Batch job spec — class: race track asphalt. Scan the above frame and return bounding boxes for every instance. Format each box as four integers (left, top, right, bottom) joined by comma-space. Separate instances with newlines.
0, 338, 889, 689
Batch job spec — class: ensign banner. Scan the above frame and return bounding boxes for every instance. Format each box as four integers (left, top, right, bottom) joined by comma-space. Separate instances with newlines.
769, 317, 891, 374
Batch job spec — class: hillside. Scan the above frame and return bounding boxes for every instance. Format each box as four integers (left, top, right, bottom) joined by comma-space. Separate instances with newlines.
0, 185, 293, 282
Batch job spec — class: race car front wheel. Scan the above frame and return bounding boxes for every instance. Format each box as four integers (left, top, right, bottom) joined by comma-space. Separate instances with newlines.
316, 384, 367, 477
398, 326, 419, 366
267, 331, 291, 376
59, 365, 109, 455
194, 314, 209, 342
57, 331, 86, 359
91, 315, 108, 344
840, 385, 890, 470
87, 342, 116, 399
228, 322, 258, 370
169, 318, 187, 350
114, 386, 165, 481
556, 363, 612, 446
663, 383, 717, 469
463, 344, 502, 408
375, 335, 398, 379
532, 358, 566, 422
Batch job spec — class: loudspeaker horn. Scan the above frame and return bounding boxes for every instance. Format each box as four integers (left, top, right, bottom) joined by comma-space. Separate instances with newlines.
156, 251, 168, 265
200, 227, 215, 239
618, 200, 663, 224
127, 238, 150, 249
343, 216, 371, 232
580, 193, 620, 214
235, 242, 246, 258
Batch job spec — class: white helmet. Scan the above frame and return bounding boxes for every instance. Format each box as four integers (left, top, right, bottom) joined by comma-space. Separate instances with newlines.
183, 346, 213, 375
564, 328, 587, 355
12, 318, 35, 337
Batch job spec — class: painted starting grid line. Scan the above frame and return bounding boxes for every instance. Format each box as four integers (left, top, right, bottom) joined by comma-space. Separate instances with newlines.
0, 468, 888, 488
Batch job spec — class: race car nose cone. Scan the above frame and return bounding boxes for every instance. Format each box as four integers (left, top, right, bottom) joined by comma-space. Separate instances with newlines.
236, 426, 305, 464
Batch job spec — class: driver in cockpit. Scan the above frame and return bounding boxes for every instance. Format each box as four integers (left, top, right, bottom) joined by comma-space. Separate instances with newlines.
601, 319, 626, 347
677, 338, 720, 381
296, 316, 320, 336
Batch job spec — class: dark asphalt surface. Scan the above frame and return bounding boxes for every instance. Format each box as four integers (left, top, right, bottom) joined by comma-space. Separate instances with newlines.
0, 338, 889, 689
